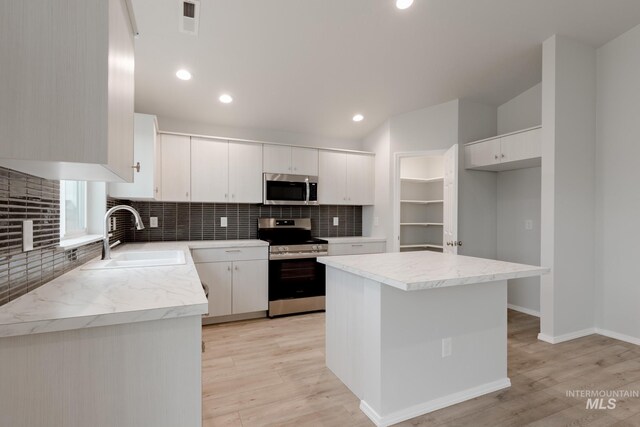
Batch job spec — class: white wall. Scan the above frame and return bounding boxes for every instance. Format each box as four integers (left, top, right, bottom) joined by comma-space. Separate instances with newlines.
497, 83, 542, 135
457, 99, 498, 260
497, 167, 541, 314
362, 121, 392, 245
595, 23, 640, 342
389, 100, 459, 153
157, 116, 363, 151
496, 85, 543, 315
540, 35, 597, 341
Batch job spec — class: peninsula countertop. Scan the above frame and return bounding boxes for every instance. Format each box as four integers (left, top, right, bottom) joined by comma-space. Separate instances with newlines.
0, 240, 267, 338
317, 251, 549, 291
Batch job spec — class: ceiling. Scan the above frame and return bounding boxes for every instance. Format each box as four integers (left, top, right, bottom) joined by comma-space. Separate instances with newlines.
131, 0, 640, 141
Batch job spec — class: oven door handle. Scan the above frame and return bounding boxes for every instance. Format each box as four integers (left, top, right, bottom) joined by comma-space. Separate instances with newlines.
305, 177, 310, 205
270, 252, 328, 261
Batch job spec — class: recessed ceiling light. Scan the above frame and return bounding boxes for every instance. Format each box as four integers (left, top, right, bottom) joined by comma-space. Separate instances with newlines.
352, 114, 364, 122
219, 94, 233, 104
396, 0, 414, 10
176, 69, 192, 80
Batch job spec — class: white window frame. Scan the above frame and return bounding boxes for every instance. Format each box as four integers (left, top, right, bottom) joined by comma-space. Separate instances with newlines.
60, 180, 88, 241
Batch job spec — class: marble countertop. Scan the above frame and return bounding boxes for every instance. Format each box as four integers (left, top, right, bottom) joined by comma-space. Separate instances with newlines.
317, 251, 549, 291
0, 240, 266, 338
320, 236, 387, 244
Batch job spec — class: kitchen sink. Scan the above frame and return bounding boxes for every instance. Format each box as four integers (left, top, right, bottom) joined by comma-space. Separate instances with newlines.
83, 250, 186, 270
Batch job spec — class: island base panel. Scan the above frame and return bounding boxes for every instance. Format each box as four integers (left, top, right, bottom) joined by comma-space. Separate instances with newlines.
0, 316, 202, 427
325, 267, 509, 427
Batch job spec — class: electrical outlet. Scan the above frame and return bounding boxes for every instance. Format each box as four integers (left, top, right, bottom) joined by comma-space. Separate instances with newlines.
23, 220, 33, 252
149, 217, 158, 228
525, 220, 533, 230
221, 217, 228, 227
109, 217, 117, 231
333, 217, 339, 226
442, 338, 452, 358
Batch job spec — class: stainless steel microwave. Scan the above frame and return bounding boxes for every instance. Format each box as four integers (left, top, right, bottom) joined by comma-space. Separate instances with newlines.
263, 173, 319, 205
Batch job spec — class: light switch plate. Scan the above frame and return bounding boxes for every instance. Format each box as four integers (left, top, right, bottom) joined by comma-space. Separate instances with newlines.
221, 217, 228, 227
149, 217, 158, 228
333, 217, 339, 226
23, 220, 34, 252
525, 220, 533, 230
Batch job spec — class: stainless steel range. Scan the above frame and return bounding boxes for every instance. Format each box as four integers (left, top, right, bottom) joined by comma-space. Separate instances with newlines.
258, 218, 328, 317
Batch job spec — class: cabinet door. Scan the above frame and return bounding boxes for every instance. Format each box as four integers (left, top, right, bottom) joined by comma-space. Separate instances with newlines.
232, 260, 268, 314
464, 138, 501, 169
108, 113, 157, 199
191, 137, 229, 202
160, 134, 191, 202
195, 262, 232, 317
263, 144, 291, 174
291, 147, 318, 176
318, 151, 347, 204
500, 128, 541, 163
346, 153, 375, 205
154, 128, 162, 199
229, 142, 263, 203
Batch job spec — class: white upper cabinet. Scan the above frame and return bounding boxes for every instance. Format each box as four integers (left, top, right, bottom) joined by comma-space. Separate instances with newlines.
263, 145, 292, 174
319, 151, 348, 205
191, 138, 229, 202
160, 135, 191, 202
109, 114, 160, 200
229, 142, 263, 203
346, 153, 375, 205
0, 0, 136, 182
263, 145, 318, 176
291, 147, 318, 176
319, 151, 374, 205
464, 126, 541, 172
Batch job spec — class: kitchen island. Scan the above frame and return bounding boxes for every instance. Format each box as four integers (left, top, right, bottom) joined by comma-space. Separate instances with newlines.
317, 251, 549, 427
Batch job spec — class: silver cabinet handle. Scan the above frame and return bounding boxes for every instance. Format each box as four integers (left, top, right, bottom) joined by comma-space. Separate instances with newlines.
234, 265, 238, 271
186, 192, 189, 197
225, 193, 228, 199
352, 244, 363, 247
494, 155, 499, 160
131, 162, 141, 172
225, 250, 241, 253
227, 265, 231, 271
501, 153, 505, 158
155, 187, 158, 194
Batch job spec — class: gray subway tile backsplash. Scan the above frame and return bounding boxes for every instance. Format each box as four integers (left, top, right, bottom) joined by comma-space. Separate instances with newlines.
124, 201, 362, 243
0, 167, 104, 307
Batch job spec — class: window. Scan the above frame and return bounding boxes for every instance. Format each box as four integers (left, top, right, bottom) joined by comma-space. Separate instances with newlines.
60, 180, 87, 239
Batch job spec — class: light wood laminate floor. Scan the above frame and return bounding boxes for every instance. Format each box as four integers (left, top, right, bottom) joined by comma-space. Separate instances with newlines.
202, 310, 640, 426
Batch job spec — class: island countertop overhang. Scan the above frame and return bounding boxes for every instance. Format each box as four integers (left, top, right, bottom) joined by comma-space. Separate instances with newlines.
317, 251, 550, 291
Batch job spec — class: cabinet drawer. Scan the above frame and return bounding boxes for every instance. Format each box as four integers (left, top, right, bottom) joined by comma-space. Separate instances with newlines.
191, 246, 268, 263
328, 242, 386, 256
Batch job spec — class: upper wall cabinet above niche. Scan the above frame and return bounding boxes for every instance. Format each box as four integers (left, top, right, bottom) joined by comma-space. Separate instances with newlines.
464, 126, 541, 172
0, 0, 136, 182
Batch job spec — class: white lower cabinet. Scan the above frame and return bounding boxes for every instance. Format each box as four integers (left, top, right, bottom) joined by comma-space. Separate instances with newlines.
193, 245, 268, 322
327, 240, 386, 256
231, 260, 269, 314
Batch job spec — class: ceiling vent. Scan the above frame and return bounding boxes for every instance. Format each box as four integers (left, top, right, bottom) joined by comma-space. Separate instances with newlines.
179, 0, 200, 35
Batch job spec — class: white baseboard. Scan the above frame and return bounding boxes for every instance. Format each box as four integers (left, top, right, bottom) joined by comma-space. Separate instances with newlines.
537, 328, 596, 344
507, 304, 540, 317
595, 328, 640, 346
359, 377, 511, 427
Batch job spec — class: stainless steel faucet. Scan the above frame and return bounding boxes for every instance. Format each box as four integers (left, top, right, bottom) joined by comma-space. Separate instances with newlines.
102, 205, 145, 260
